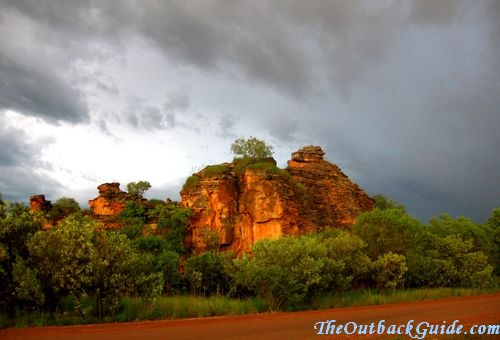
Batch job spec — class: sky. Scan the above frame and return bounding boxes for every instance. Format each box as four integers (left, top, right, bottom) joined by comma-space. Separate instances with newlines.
0, 0, 499, 222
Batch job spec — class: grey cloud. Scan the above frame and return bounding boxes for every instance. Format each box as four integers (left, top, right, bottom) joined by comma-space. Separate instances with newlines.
164, 92, 190, 112
268, 116, 298, 143
0, 123, 36, 167
0, 167, 63, 204
135, 1, 311, 97
1, 0, 481, 102
408, 0, 462, 27
0, 117, 62, 202
0, 3, 93, 124
123, 92, 190, 130
0, 54, 89, 124
216, 114, 236, 139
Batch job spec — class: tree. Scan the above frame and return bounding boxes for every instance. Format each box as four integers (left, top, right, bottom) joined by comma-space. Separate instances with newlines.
24, 215, 97, 314
405, 232, 494, 288
233, 236, 334, 311
51, 197, 81, 220
119, 201, 147, 239
148, 202, 191, 254
372, 194, 405, 211
92, 230, 158, 317
184, 251, 232, 296
126, 181, 151, 199
230, 136, 273, 161
486, 207, 500, 274
353, 208, 421, 259
428, 214, 497, 270
0, 199, 40, 313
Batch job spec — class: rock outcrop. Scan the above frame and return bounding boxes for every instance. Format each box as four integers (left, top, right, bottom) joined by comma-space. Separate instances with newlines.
287, 146, 374, 226
88, 182, 132, 228
29, 195, 53, 213
181, 146, 374, 255
29, 195, 54, 229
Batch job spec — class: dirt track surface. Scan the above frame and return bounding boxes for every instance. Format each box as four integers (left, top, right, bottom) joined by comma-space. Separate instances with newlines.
1, 294, 499, 340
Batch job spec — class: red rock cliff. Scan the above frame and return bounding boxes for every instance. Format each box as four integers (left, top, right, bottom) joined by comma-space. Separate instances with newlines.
181, 146, 373, 255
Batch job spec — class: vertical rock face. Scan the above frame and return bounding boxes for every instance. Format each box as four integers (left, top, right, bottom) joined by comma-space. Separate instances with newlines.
181, 146, 374, 255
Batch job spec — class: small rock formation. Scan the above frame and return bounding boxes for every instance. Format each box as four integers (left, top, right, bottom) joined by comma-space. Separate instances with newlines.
88, 182, 132, 228
29, 195, 54, 229
89, 183, 129, 216
287, 146, 374, 226
29, 195, 53, 213
181, 146, 374, 255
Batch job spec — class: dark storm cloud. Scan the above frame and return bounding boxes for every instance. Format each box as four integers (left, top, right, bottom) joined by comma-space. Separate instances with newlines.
0, 0, 498, 221
0, 2, 94, 124
0, 118, 62, 202
0, 54, 89, 124
0, 0, 476, 102
0, 122, 35, 167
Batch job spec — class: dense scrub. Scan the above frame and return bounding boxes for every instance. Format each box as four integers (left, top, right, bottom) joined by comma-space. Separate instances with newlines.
0, 193, 498, 326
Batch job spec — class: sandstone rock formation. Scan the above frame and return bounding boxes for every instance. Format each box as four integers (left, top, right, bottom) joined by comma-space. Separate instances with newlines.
181, 146, 374, 255
88, 182, 132, 228
29, 195, 54, 229
29, 195, 53, 213
287, 146, 374, 226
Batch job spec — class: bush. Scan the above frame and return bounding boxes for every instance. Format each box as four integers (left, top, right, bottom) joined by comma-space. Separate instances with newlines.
233, 236, 336, 311
372, 252, 408, 290
320, 229, 371, 288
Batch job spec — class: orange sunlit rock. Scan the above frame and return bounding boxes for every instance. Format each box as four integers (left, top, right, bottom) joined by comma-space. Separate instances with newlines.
181, 146, 374, 256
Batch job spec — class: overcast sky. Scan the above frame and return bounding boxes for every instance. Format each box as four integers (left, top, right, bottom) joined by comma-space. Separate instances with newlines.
0, 0, 499, 222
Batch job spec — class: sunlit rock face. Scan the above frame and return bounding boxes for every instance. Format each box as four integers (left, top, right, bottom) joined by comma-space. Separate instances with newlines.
88, 183, 129, 216
88, 182, 131, 229
181, 146, 374, 255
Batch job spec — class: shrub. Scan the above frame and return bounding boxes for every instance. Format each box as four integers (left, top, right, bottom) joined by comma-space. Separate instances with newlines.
233, 236, 336, 311
372, 252, 408, 290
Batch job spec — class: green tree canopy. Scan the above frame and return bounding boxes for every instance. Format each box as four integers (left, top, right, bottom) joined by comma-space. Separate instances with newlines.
21, 215, 97, 313
233, 236, 335, 311
353, 207, 421, 259
126, 181, 151, 199
230, 136, 273, 161
51, 197, 81, 219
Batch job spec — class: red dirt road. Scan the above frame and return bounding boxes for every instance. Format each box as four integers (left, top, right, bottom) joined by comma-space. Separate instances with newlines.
1, 294, 499, 340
